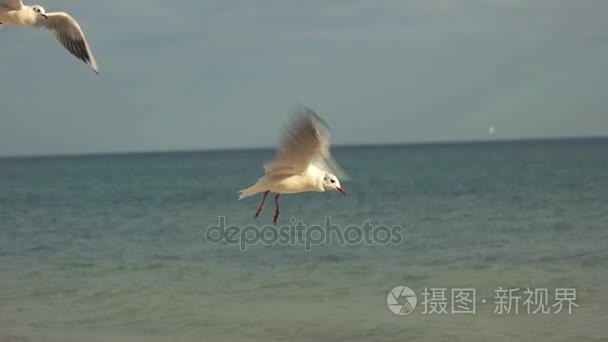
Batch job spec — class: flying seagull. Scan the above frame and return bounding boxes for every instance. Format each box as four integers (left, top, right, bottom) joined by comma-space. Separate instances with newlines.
0, 0, 99, 73
238, 105, 348, 224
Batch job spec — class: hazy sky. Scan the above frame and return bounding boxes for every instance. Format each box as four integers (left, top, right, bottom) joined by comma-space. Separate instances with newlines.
1, 0, 607, 156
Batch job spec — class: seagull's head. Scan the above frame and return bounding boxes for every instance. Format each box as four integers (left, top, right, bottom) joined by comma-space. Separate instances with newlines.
322, 173, 346, 196
32, 5, 48, 19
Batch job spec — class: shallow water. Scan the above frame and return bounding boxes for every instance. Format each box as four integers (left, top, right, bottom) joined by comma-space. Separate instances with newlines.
1, 139, 607, 341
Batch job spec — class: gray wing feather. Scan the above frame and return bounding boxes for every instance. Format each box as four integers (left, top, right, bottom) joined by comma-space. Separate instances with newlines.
264, 105, 348, 179
35, 12, 99, 74
0, 0, 23, 10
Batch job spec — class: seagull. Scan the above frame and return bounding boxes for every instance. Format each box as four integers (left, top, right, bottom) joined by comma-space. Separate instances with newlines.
238, 106, 348, 224
0, 0, 99, 73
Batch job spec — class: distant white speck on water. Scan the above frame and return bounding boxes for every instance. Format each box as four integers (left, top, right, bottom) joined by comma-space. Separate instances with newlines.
488, 126, 495, 135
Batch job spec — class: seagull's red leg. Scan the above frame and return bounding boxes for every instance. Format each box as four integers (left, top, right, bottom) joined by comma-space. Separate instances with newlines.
273, 193, 281, 224
254, 191, 270, 219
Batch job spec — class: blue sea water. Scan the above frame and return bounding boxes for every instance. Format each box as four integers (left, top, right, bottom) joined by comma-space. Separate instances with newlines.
0, 139, 607, 341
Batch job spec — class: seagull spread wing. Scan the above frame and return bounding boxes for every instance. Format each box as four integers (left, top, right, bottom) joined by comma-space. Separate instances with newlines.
34, 12, 99, 73
0, 0, 23, 10
264, 106, 348, 179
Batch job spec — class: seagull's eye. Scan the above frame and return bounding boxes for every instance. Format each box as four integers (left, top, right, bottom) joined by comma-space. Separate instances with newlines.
330, 179, 335, 183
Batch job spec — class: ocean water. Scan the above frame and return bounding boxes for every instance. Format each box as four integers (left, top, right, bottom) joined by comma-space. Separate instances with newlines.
0, 139, 607, 341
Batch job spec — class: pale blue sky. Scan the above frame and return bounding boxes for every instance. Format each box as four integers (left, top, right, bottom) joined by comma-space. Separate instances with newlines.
1, 0, 607, 156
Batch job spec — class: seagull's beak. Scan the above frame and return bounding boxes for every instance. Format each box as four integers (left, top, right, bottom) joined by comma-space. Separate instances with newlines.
337, 187, 347, 196
42, 14, 48, 19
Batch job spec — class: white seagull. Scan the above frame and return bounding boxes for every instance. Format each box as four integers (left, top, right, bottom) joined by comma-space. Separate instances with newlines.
238, 106, 348, 224
0, 0, 99, 73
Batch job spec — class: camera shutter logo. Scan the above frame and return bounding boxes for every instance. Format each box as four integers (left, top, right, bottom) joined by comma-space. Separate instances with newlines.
387, 286, 417, 315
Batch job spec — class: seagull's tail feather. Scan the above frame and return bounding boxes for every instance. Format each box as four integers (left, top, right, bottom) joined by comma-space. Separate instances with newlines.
238, 184, 265, 200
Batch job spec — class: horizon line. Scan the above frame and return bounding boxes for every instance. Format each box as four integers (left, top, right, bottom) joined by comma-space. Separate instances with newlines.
1, 135, 607, 161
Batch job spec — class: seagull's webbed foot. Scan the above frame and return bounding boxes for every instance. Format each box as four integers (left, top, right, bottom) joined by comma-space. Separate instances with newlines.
272, 193, 281, 224
254, 191, 270, 219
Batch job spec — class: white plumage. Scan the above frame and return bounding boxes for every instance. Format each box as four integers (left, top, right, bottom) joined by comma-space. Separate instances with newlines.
239, 105, 348, 223
0, 0, 99, 73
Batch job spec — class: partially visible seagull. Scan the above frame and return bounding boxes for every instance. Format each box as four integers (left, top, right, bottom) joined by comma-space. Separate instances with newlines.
238, 105, 348, 224
0, 0, 99, 73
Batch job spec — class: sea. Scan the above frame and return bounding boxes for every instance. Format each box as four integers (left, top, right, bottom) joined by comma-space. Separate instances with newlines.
0, 138, 607, 341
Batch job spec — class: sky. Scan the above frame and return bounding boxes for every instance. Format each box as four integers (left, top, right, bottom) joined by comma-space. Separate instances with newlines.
1, 0, 607, 156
